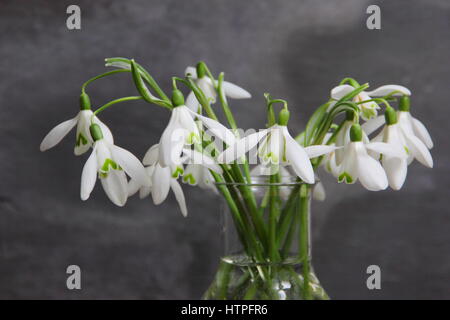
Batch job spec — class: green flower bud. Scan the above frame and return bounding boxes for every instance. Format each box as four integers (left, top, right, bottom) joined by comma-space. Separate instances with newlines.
196, 61, 207, 78
384, 107, 398, 125
172, 89, 185, 107
80, 92, 91, 110
278, 108, 290, 126
90, 123, 103, 141
399, 96, 410, 112
350, 123, 362, 142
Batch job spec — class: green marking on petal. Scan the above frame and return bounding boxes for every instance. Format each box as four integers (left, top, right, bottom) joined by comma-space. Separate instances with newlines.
186, 132, 200, 144
76, 133, 88, 147
338, 172, 353, 184
183, 174, 196, 185
362, 107, 377, 119
265, 152, 279, 163
172, 166, 184, 178
100, 158, 120, 173
404, 146, 409, 154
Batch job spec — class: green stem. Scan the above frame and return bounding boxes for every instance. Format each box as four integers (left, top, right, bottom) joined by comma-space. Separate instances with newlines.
281, 211, 298, 258
299, 184, 311, 300
81, 69, 130, 92
269, 174, 279, 262
216, 261, 232, 299
276, 185, 300, 246
93, 96, 145, 116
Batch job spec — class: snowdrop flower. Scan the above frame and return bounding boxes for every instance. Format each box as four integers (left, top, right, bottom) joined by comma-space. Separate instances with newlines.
181, 148, 222, 193
396, 96, 433, 149
218, 110, 337, 184
364, 97, 433, 168
331, 84, 411, 120
319, 117, 370, 170
338, 123, 405, 191
159, 89, 236, 169
182, 164, 217, 193
370, 108, 409, 190
184, 62, 251, 111
80, 124, 149, 206
40, 93, 113, 155
128, 144, 187, 216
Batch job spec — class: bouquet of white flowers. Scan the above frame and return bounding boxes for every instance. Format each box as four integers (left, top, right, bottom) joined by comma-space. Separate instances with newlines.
40, 58, 433, 299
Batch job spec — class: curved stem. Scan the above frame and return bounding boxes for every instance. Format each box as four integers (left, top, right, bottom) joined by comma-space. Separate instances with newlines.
81, 69, 130, 92
93, 96, 144, 116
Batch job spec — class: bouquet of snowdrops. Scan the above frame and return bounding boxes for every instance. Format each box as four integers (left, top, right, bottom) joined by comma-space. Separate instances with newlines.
40, 58, 433, 299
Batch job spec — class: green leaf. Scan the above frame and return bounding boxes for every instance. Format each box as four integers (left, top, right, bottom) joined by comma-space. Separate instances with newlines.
304, 102, 330, 146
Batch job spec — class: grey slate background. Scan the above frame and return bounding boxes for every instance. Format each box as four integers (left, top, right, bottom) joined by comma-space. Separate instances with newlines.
0, 0, 449, 299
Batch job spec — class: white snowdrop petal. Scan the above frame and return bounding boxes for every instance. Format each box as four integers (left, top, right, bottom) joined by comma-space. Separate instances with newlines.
170, 179, 188, 217
127, 178, 142, 197
304, 145, 340, 159
139, 186, 152, 199
383, 157, 407, 190
365, 85, 411, 97
80, 147, 98, 200
330, 84, 355, 100
159, 112, 184, 167
184, 66, 197, 78
412, 117, 433, 149
221, 81, 251, 99
188, 109, 237, 146
355, 147, 388, 191
361, 115, 385, 136
312, 181, 326, 201
218, 130, 267, 164
185, 91, 200, 112
283, 128, 315, 184
151, 165, 171, 205
101, 170, 128, 206
40, 116, 78, 151
338, 143, 358, 184
335, 121, 352, 164
403, 131, 433, 168
365, 142, 405, 159
143, 144, 160, 166
197, 77, 217, 102
184, 149, 222, 174
111, 144, 150, 187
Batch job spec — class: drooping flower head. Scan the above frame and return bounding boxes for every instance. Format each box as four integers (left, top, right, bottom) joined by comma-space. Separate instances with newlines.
331, 84, 411, 120
218, 108, 336, 184
184, 62, 251, 111
40, 92, 113, 155
338, 123, 406, 191
80, 124, 149, 206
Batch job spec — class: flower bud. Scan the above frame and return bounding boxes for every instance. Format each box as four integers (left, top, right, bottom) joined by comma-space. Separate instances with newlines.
384, 107, 397, 125
130, 59, 153, 103
350, 123, 362, 142
172, 89, 185, 107
196, 61, 207, 78
89, 124, 103, 141
80, 92, 91, 110
399, 96, 410, 112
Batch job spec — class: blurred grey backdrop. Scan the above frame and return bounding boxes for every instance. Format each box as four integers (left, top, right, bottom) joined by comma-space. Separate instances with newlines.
0, 0, 449, 299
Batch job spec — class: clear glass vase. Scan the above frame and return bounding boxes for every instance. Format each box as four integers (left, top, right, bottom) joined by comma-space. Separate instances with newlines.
203, 176, 328, 300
